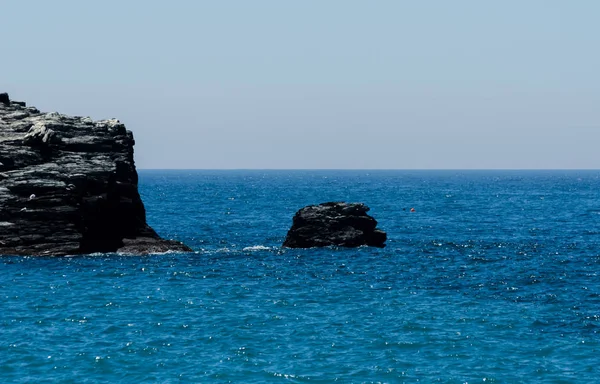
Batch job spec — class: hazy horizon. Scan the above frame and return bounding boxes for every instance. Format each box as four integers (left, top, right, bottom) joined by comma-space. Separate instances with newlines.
136, 168, 600, 171
2, 1, 599, 169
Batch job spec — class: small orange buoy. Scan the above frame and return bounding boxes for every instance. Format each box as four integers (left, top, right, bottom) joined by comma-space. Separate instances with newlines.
410, 208, 416, 212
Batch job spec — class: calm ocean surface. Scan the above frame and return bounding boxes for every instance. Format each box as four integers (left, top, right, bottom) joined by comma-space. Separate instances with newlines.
2, 170, 600, 383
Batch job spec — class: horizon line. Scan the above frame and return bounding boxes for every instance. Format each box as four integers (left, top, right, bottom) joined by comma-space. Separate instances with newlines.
136, 168, 600, 171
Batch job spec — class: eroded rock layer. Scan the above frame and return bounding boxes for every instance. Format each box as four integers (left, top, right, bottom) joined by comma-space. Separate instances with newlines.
0, 93, 191, 255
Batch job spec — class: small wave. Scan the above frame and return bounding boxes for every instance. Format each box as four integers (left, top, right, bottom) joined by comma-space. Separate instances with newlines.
242, 245, 274, 252
115, 249, 177, 256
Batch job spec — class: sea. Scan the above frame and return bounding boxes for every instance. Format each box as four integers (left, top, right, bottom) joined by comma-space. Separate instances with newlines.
2, 170, 600, 383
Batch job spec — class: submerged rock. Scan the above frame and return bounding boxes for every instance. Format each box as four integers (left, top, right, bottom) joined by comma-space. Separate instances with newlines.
283, 202, 387, 248
0, 93, 191, 256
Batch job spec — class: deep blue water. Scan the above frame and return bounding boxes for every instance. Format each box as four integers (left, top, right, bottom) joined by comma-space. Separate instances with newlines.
2, 170, 600, 382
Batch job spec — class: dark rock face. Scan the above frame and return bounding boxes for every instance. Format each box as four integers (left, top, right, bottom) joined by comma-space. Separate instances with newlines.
0, 94, 192, 255
283, 202, 387, 248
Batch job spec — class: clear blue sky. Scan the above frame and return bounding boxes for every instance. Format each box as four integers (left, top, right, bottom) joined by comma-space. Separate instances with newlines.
2, 1, 599, 169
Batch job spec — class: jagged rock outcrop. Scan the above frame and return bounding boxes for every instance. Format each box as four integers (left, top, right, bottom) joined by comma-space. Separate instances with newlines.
0, 93, 191, 255
283, 202, 387, 248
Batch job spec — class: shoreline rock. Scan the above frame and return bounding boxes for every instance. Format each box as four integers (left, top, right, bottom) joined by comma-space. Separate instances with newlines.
283, 202, 387, 248
0, 93, 191, 256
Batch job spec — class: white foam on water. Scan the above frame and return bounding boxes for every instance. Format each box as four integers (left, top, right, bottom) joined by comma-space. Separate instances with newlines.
242, 245, 272, 251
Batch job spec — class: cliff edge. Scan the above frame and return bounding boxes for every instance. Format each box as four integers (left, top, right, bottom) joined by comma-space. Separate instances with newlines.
0, 93, 191, 255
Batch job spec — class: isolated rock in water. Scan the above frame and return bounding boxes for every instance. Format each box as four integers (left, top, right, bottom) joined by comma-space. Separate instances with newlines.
283, 202, 387, 248
0, 93, 192, 256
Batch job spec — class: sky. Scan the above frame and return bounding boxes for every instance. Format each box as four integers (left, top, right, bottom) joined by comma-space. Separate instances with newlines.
1, 1, 599, 169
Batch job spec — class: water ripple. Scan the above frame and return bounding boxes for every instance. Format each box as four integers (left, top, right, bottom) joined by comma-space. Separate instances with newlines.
2, 170, 600, 381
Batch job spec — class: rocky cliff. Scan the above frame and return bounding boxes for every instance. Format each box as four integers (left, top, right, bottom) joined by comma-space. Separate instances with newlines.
0, 93, 191, 255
